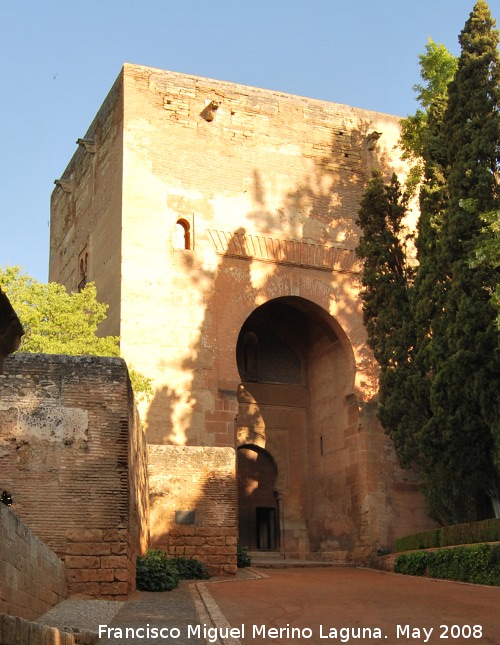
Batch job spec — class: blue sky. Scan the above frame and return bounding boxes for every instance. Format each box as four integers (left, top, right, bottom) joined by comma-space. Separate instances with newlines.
1, 0, 496, 282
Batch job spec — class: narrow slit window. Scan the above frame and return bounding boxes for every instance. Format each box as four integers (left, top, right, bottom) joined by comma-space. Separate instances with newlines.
174, 219, 191, 250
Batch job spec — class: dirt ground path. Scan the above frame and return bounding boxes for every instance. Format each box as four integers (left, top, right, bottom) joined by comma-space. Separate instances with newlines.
203, 567, 499, 645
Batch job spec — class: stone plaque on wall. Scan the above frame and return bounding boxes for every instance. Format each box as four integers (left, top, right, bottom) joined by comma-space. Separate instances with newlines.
175, 510, 196, 525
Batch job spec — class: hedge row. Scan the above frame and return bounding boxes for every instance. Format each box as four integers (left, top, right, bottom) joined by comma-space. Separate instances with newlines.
394, 543, 500, 586
395, 518, 500, 552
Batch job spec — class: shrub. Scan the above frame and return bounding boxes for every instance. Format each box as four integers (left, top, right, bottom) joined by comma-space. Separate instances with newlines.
394, 551, 428, 576
136, 550, 180, 592
440, 518, 500, 547
237, 546, 252, 568
174, 556, 210, 580
394, 544, 500, 586
427, 544, 500, 586
395, 518, 500, 552
396, 529, 441, 552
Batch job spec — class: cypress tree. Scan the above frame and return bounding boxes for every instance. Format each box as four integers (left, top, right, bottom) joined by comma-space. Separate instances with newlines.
399, 39, 457, 196
419, 0, 500, 521
357, 1, 500, 523
409, 76, 456, 522
356, 173, 423, 467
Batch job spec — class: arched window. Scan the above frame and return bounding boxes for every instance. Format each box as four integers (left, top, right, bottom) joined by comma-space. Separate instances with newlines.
174, 219, 190, 250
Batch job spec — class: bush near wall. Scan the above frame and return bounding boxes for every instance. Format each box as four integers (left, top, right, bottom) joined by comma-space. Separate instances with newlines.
395, 518, 500, 552
136, 550, 210, 592
394, 543, 500, 586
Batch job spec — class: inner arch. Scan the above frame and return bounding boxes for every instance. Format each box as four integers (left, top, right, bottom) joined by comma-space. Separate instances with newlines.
235, 296, 356, 557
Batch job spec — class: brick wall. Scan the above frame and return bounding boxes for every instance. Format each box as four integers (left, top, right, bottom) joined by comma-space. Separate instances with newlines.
148, 446, 237, 574
0, 503, 66, 620
0, 353, 149, 599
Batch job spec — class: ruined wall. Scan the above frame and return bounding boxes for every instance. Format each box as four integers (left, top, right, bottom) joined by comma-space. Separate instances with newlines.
0, 353, 149, 599
148, 446, 237, 574
0, 503, 66, 620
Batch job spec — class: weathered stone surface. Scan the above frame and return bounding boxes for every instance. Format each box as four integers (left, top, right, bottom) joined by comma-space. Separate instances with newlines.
148, 445, 236, 573
15, 406, 88, 442
46, 66, 435, 566
0, 354, 149, 600
0, 504, 66, 621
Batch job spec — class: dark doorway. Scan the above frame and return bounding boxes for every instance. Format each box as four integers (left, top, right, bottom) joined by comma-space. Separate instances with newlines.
256, 507, 277, 550
238, 447, 279, 551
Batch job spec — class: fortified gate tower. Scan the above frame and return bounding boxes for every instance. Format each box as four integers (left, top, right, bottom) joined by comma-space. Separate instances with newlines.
49, 64, 434, 568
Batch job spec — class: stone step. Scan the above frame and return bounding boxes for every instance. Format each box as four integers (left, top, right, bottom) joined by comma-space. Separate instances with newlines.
246, 552, 354, 569
247, 550, 283, 559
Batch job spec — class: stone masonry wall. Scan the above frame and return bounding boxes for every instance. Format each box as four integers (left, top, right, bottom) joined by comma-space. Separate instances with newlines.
0, 503, 67, 620
0, 615, 76, 645
0, 353, 149, 599
148, 446, 237, 574
47, 65, 435, 560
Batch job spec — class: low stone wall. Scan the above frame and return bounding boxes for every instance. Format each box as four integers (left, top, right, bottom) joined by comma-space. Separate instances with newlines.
148, 445, 237, 574
0, 614, 78, 645
372, 552, 400, 572
0, 503, 67, 620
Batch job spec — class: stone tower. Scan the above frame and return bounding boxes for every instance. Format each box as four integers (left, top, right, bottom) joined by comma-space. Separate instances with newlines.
50, 64, 434, 566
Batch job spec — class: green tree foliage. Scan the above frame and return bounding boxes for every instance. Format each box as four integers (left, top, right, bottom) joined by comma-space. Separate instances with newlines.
471, 209, 500, 329
408, 42, 459, 523
1, 266, 120, 355
425, 0, 500, 521
399, 39, 457, 195
356, 173, 423, 467
0, 266, 153, 401
357, 1, 500, 524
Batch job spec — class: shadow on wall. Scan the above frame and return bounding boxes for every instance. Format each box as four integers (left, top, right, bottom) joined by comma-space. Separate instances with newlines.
140, 121, 409, 562
145, 120, 396, 446
147, 446, 237, 574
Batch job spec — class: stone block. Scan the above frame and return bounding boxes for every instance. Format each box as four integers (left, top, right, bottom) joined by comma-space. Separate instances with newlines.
64, 556, 101, 569
110, 542, 128, 555
68, 568, 115, 582
206, 537, 225, 546
100, 555, 129, 569
113, 568, 129, 581
98, 581, 129, 595
0, 614, 17, 644
67, 581, 101, 596
66, 543, 111, 556
103, 529, 128, 542
66, 529, 104, 543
